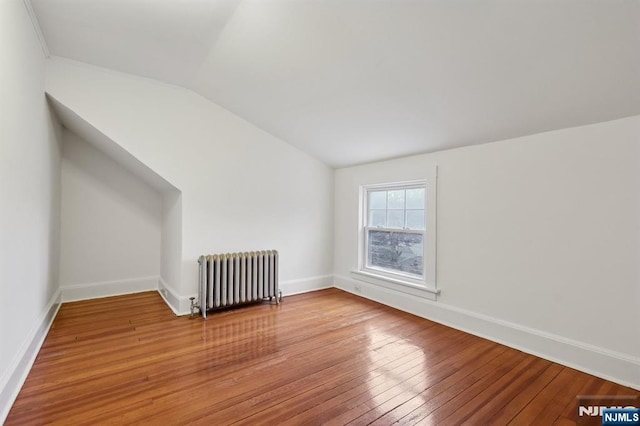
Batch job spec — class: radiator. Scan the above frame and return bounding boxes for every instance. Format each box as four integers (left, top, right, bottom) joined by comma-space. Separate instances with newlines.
197, 250, 281, 318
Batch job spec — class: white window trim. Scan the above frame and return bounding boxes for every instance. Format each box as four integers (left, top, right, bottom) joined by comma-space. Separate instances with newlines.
354, 168, 439, 300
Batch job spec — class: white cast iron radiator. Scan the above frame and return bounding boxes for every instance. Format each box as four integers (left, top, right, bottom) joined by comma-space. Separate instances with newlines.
197, 250, 281, 318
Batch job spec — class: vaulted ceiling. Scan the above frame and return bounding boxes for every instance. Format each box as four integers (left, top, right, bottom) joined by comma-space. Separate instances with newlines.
31, 0, 640, 167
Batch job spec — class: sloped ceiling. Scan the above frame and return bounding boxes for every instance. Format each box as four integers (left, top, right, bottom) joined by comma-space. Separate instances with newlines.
31, 0, 640, 167
47, 95, 179, 193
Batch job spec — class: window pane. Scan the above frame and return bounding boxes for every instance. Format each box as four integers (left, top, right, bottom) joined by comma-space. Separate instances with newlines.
387, 190, 405, 209
406, 210, 425, 230
406, 188, 425, 209
369, 210, 386, 227
369, 191, 386, 209
387, 210, 404, 228
368, 230, 423, 276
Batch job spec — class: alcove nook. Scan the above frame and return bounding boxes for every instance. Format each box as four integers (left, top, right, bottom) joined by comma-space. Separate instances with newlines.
49, 96, 183, 312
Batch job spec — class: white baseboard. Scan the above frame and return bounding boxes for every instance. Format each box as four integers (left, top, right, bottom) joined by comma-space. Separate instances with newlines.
334, 274, 640, 391
60, 276, 159, 302
280, 275, 334, 296
158, 277, 190, 316
0, 289, 62, 423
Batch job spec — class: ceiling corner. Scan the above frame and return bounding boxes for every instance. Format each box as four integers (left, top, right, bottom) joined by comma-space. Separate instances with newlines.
22, 0, 49, 57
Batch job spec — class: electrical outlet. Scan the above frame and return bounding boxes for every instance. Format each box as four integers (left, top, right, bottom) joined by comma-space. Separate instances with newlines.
354, 284, 362, 293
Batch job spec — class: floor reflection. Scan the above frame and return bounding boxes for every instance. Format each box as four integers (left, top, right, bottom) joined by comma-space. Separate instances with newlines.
199, 306, 280, 363
365, 324, 429, 416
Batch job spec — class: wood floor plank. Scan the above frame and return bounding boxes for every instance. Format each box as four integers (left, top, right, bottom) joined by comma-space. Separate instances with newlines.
367, 342, 504, 425
120, 312, 430, 425
277, 330, 480, 425
486, 362, 564, 424
5, 289, 638, 425
395, 347, 529, 425
507, 366, 577, 425
323, 337, 500, 426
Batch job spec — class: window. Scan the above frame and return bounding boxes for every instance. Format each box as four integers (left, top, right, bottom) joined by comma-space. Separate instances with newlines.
355, 170, 438, 299
366, 185, 425, 278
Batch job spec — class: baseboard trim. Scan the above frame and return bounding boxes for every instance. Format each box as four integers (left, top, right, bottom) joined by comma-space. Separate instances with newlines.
281, 275, 334, 296
334, 274, 639, 390
0, 288, 62, 423
158, 277, 188, 316
60, 276, 159, 302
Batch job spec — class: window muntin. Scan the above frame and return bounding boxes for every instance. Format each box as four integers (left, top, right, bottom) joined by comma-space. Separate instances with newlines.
364, 184, 426, 279
367, 187, 425, 230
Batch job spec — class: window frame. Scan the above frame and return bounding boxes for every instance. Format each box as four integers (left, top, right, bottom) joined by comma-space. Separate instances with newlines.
354, 169, 438, 300
364, 182, 426, 282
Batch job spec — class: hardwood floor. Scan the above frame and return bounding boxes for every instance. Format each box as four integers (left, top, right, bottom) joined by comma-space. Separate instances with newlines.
6, 289, 638, 425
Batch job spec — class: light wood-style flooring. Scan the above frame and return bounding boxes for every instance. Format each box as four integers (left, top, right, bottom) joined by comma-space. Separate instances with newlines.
6, 289, 638, 425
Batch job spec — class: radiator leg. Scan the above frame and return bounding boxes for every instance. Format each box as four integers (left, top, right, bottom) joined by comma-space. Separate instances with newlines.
278, 290, 283, 304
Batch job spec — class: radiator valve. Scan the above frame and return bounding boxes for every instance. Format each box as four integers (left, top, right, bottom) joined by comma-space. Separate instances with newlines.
189, 297, 199, 319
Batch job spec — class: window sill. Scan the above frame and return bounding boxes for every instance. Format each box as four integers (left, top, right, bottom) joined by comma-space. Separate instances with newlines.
350, 270, 440, 301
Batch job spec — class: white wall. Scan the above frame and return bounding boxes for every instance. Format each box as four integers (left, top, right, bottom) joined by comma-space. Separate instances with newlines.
160, 189, 182, 309
334, 116, 640, 388
46, 58, 334, 312
59, 130, 162, 300
0, 0, 62, 419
